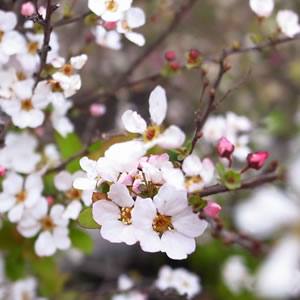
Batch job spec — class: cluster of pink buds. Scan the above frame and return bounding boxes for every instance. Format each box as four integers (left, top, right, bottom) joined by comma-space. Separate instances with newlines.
164, 50, 180, 71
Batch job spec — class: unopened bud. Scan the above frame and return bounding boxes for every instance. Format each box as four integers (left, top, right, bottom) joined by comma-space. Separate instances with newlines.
246, 151, 269, 170
104, 21, 117, 30
218, 137, 235, 160
170, 61, 180, 70
21, 2, 35, 16
165, 51, 176, 61
89, 103, 107, 117
204, 200, 221, 217
189, 49, 200, 60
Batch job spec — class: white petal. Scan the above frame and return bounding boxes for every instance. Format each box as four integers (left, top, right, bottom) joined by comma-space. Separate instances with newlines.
8, 203, 24, 223
126, 7, 146, 28
70, 54, 88, 70
17, 217, 41, 238
153, 184, 187, 216
1, 31, 26, 55
156, 125, 185, 149
63, 200, 82, 220
35, 231, 56, 256
0, 11, 17, 31
54, 171, 73, 191
108, 183, 134, 207
0, 194, 15, 212
138, 230, 161, 253
149, 86, 167, 126
161, 231, 196, 260
172, 206, 208, 237
96, 157, 119, 182
125, 32, 145, 47
73, 177, 96, 190
250, 0, 274, 18
53, 227, 71, 250
101, 222, 137, 245
122, 110, 147, 134
88, 0, 105, 16
3, 172, 23, 194
182, 155, 202, 177
93, 200, 119, 225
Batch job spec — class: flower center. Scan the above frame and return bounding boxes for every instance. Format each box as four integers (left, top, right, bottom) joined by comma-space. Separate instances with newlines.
0, 31, 4, 42
143, 126, 160, 142
22, 293, 30, 300
61, 63, 73, 76
27, 41, 39, 55
185, 176, 203, 189
106, 0, 118, 12
152, 214, 173, 233
50, 80, 64, 93
120, 207, 132, 225
66, 188, 82, 200
92, 192, 107, 203
41, 216, 55, 231
21, 99, 34, 111
16, 190, 27, 203
17, 72, 26, 81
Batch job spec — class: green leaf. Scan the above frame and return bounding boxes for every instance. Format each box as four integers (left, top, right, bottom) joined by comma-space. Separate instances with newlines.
70, 227, 94, 254
55, 131, 82, 159
188, 195, 207, 211
5, 248, 25, 281
223, 169, 241, 190
216, 162, 226, 179
78, 207, 101, 229
250, 33, 264, 45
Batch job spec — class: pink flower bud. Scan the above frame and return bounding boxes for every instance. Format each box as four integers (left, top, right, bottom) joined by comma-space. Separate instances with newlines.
189, 49, 200, 60
0, 166, 6, 177
104, 21, 117, 30
34, 127, 45, 137
204, 200, 221, 217
165, 50, 176, 61
246, 152, 269, 170
46, 196, 54, 206
89, 104, 107, 117
21, 2, 35, 16
170, 61, 180, 70
218, 137, 235, 159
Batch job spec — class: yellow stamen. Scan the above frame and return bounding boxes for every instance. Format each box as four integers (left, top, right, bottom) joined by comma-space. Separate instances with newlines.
21, 99, 33, 111
61, 63, 73, 76
106, 0, 118, 12
152, 214, 173, 233
66, 188, 82, 200
41, 216, 55, 231
119, 207, 132, 225
16, 190, 27, 204
27, 41, 39, 55
143, 125, 160, 142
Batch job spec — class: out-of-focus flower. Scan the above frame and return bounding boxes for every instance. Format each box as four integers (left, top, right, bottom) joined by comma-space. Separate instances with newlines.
155, 265, 201, 299
277, 10, 300, 38
21, 2, 35, 16
90, 103, 107, 116
249, 0, 274, 18
204, 200, 221, 217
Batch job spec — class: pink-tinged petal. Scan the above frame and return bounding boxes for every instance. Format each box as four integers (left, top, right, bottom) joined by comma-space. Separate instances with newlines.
172, 207, 208, 237
156, 125, 185, 149
0, 194, 15, 212
53, 227, 71, 250
161, 231, 196, 260
153, 184, 187, 216
122, 110, 147, 134
108, 183, 134, 207
118, 172, 134, 186
8, 203, 24, 223
182, 155, 202, 177
35, 231, 56, 256
149, 86, 167, 126
93, 200, 119, 225
131, 197, 157, 231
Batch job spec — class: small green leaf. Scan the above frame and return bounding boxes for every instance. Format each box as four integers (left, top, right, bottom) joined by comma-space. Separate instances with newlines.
250, 33, 264, 45
70, 227, 94, 254
84, 13, 98, 26
188, 195, 207, 211
55, 132, 82, 159
216, 162, 226, 179
78, 207, 101, 229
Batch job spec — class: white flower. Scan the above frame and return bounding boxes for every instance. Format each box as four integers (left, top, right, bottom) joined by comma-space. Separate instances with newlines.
0, 131, 41, 174
3, 80, 51, 128
202, 115, 226, 142
93, 25, 122, 50
131, 184, 208, 259
249, 0, 274, 18
0, 172, 43, 223
0, 10, 26, 64
234, 186, 300, 238
54, 171, 93, 220
222, 256, 252, 294
118, 274, 134, 291
92, 183, 137, 245
182, 155, 215, 192
255, 235, 300, 299
225, 112, 252, 136
10, 277, 46, 300
117, 7, 146, 46
51, 54, 88, 97
155, 265, 201, 299
17, 199, 71, 257
277, 10, 300, 38
122, 86, 185, 149
88, 0, 133, 22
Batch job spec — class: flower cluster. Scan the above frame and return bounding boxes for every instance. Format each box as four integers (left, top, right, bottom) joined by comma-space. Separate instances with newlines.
73, 86, 217, 259
89, 0, 146, 48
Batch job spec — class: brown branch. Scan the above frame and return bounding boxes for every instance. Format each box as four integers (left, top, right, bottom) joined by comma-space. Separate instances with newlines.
199, 172, 281, 198
53, 11, 91, 27
112, 0, 199, 90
